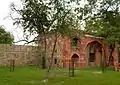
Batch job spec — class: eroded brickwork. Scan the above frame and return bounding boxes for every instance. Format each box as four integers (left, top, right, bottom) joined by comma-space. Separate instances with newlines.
0, 34, 118, 69
62, 35, 119, 68
0, 44, 38, 66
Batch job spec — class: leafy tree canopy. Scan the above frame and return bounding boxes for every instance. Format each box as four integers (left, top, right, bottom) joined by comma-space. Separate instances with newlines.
84, 0, 120, 44
11, 0, 120, 45
0, 26, 14, 44
10, 0, 81, 43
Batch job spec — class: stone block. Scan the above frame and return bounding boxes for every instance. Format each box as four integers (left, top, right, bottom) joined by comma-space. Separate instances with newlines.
6, 44, 13, 52
0, 44, 6, 52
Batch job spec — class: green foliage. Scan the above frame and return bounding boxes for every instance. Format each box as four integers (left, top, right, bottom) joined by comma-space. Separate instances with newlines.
84, 0, 120, 44
11, 0, 81, 42
11, 0, 120, 44
0, 26, 14, 44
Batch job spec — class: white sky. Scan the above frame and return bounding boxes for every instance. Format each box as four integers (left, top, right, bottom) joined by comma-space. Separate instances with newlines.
0, 0, 25, 45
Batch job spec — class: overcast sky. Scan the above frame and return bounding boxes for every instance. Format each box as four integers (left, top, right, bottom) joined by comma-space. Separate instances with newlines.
0, 0, 25, 45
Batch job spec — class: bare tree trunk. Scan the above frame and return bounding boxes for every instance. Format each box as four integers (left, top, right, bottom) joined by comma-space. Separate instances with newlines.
36, 34, 41, 68
37, 31, 47, 69
42, 31, 47, 69
109, 44, 115, 66
101, 42, 106, 73
46, 32, 58, 77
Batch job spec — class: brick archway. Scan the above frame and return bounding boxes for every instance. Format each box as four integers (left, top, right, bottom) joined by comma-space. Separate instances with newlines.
71, 54, 79, 68
85, 41, 102, 67
84, 40, 102, 51
71, 54, 79, 61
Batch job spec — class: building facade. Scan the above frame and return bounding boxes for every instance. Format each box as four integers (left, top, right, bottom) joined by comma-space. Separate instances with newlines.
0, 34, 118, 69
61, 35, 118, 69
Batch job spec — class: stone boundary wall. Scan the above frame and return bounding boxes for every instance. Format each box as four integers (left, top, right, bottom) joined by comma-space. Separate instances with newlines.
0, 44, 38, 66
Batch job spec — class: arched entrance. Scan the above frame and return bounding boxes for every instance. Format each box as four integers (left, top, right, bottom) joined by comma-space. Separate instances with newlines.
86, 41, 102, 67
71, 54, 79, 68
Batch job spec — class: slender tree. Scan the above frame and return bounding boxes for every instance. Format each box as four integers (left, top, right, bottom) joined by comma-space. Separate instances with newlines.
10, 0, 81, 75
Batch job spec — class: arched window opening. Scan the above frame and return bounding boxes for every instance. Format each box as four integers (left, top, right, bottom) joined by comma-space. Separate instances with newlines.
86, 41, 102, 67
72, 37, 79, 47
71, 54, 79, 62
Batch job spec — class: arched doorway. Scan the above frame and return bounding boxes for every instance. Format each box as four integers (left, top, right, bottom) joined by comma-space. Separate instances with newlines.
71, 54, 79, 68
86, 41, 102, 67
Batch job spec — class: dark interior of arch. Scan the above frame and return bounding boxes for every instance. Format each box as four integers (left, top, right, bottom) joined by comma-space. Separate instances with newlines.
71, 54, 79, 62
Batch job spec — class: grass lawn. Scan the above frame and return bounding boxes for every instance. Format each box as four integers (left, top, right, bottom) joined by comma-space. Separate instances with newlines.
0, 66, 120, 85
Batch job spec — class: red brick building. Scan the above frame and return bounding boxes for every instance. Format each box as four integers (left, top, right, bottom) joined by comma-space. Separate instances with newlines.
62, 34, 118, 69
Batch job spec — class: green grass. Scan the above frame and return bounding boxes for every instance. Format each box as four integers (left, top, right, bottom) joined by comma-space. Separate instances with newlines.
0, 66, 120, 85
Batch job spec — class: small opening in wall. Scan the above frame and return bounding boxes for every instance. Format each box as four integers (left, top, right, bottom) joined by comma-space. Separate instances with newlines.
73, 37, 78, 46
72, 37, 79, 48
54, 59, 57, 64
